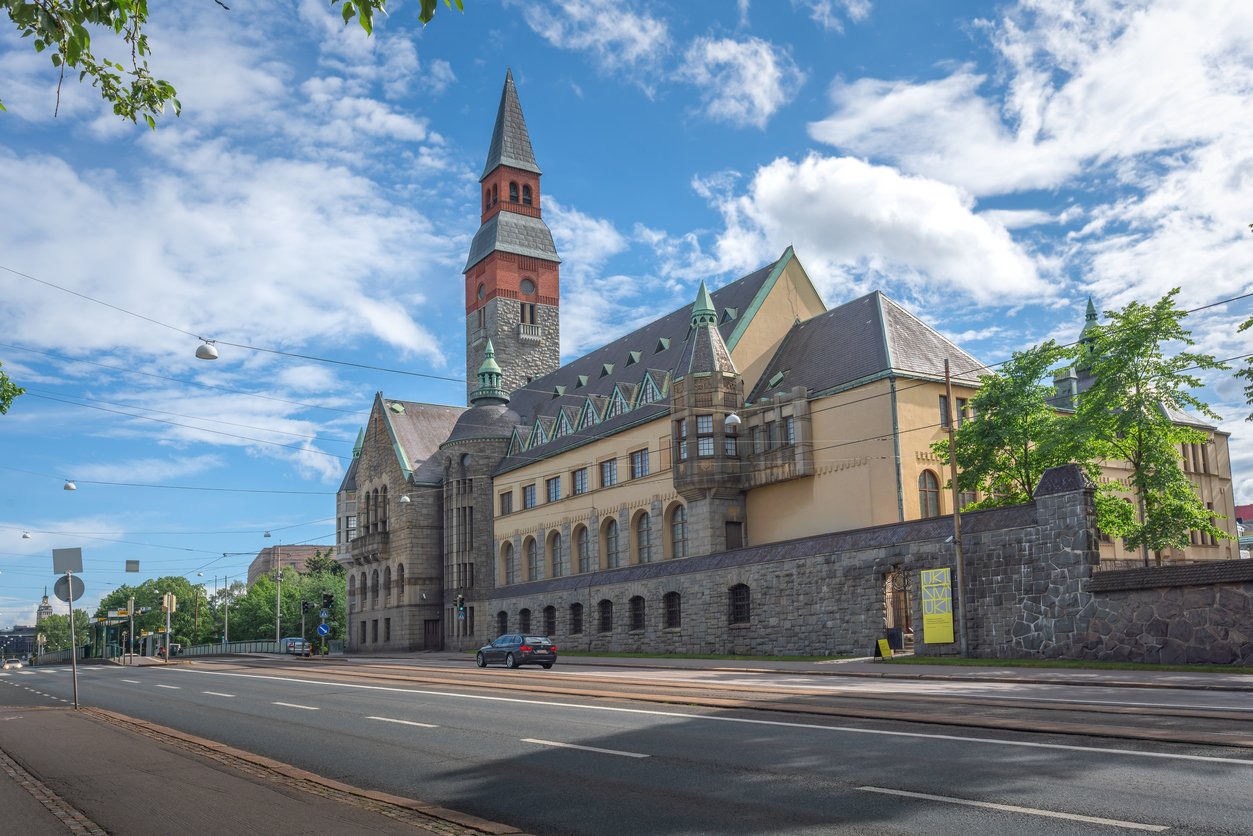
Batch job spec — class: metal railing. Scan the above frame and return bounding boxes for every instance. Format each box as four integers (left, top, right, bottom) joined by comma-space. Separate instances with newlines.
180, 640, 280, 657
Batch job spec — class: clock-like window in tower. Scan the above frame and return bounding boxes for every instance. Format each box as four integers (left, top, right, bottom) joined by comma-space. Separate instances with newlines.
477, 283, 485, 300
520, 278, 535, 295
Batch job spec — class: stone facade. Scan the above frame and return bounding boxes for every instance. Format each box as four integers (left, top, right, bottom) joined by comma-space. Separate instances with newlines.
466, 291, 559, 403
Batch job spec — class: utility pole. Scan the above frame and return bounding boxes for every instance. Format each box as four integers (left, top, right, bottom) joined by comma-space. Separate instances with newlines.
944, 359, 969, 658
274, 568, 282, 643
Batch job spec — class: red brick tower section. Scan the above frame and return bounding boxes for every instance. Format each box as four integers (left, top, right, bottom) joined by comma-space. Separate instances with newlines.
464, 69, 562, 403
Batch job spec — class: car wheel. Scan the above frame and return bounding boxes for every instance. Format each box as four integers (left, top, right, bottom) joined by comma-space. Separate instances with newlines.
505, 653, 517, 669
475, 652, 487, 668
541, 663, 553, 670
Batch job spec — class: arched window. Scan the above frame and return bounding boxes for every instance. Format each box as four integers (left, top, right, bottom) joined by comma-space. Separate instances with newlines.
634, 512, 652, 564
381, 485, 388, 531
519, 608, 532, 632
358, 572, 367, 606
603, 518, 621, 568
496, 611, 508, 635
569, 603, 583, 634
728, 584, 751, 625
545, 530, 562, 578
395, 564, 404, 603
383, 566, 392, 602
491, 183, 498, 204
348, 575, 356, 610
522, 184, 532, 205
543, 605, 556, 636
527, 540, 540, 581
576, 525, 591, 573
509, 542, 522, 585
919, 470, 941, 519
370, 569, 380, 606
500, 542, 514, 586
628, 595, 645, 631
669, 504, 688, 559
484, 189, 490, 212
509, 181, 519, 202
597, 599, 614, 634
663, 591, 681, 629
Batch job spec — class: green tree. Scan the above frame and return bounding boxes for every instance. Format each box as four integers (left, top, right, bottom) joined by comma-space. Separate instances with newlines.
0, 361, 24, 414
1237, 315, 1253, 420
95, 576, 208, 646
39, 610, 91, 651
304, 549, 344, 576
1075, 289, 1229, 563
933, 341, 1087, 507
1, 0, 463, 127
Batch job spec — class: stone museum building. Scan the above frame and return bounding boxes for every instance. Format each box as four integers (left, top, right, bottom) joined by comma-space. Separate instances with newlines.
334, 71, 1239, 655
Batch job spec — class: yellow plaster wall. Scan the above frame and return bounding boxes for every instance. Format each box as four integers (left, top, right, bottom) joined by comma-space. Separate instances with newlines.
729, 256, 826, 393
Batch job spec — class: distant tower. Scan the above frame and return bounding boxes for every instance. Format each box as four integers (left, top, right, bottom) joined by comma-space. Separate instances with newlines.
464, 69, 561, 403
35, 587, 53, 624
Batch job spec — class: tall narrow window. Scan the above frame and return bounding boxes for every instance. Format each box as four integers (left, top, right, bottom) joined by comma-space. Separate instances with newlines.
728, 584, 751, 625
522, 483, 537, 509
549, 532, 565, 578
784, 415, 796, 444
500, 491, 513, 515
519, 608, 531, 632
598, 599, 614, 633
507, 545, 521, 585
604, 518, 621, 568
546, 475, 562, 503
496, 611, 507, 635
919, 471, 941, 519
636, 514, 652, 563
569, 603, 583, 634
630, 448, 650, 479
600, 458, 618, 488
572, 467, 589, 495
509, 182, 519, 202
543, 605, 556, 636
939, 395, 951, 428
670, 505, 688, 559
527, 540, 540, 581
696, 414, 714, 456
522, 184, 532, 205
676, 417, 688, 461
576, 526, 591, 573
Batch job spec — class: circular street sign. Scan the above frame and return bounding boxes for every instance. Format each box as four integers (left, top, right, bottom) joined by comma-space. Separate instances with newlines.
53, 574, 85, 603
316, 623, 330, 636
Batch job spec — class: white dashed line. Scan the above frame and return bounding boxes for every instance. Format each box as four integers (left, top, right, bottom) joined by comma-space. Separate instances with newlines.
203, 692, 235, 698
121, 679, 141, 684
858, 787, 1168, 831
366, 716, 437, 728
273, 702, 319, 711
154, 684, 181, 690
521, 738, 649, 759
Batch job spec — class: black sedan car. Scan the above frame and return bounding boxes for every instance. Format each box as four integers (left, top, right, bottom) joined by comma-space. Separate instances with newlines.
476, 634, 557, 669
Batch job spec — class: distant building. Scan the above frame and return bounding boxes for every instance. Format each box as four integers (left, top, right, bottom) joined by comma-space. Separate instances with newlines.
0, 625, 36, 658
246, 545, 331, 587
35, 588, 53, 624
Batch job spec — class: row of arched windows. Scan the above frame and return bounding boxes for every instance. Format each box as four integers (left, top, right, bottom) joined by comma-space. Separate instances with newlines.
494, 585, 752, 637
483, 181, 533, 212
359, 485, 389, 536
347, 564, 405, 611
499, 504, 687, 585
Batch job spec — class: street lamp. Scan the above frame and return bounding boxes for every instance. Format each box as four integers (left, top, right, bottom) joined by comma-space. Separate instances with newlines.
63, 480, 77, 491
195, 340, 219, 360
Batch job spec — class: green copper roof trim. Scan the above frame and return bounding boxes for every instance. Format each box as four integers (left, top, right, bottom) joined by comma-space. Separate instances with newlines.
479, 339, 503, 375
691, 280, 717, 328
377, 395, 414, 480
352, 427, 364, 457
626, 350, 641, 366
873, 291, 894, 370
726, 246, 794, 352
494, 408, 668, 477
576, 374, 588, 388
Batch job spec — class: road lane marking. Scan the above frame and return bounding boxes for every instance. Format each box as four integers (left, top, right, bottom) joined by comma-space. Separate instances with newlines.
858, 787, 1169, 832
168, 669, 1253, 767
121, 679, 141, 684
367, 716, 437, 728
203, 692, 235, 698
273, 701, 319, 711
522, 738, 649, 758
154, 684, 180, 690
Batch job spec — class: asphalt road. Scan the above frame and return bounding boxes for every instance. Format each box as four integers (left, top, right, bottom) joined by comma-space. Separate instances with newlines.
6, 661, 1253, 835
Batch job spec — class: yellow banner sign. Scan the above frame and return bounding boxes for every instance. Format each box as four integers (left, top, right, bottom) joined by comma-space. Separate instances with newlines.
921, 567, 955, 644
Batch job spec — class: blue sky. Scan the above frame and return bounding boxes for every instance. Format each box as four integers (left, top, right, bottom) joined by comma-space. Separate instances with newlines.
1, 0, 1250, 627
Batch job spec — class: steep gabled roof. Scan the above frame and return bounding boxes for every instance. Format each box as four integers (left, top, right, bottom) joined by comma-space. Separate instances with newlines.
464, 211, 561, 272
747, 291, 986, 402
375, 395, 466, 484
481, 69, 540, 179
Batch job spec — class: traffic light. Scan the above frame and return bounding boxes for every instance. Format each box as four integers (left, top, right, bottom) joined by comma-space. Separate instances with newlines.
456, 594, 465, 612
301, 601, 310, 614
322, 593, 333, 610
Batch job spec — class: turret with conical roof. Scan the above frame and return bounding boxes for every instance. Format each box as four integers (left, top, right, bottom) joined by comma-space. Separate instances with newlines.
465, 69, 561, 404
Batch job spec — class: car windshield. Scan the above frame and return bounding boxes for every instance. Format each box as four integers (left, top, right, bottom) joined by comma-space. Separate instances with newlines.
523, 637, 550, 645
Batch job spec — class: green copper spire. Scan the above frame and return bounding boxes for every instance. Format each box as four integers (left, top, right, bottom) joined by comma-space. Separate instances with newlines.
471, 339, 508, 405
352, 428, 364, 458
691, 280, 717, 329
1085, 296, 1098, 324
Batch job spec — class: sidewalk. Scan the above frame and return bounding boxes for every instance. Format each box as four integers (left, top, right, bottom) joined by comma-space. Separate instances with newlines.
0, 705, 519, 836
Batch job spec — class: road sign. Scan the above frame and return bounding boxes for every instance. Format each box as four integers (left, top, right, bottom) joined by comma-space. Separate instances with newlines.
52, 548, 83, 574
53, 574, 84, 603
316, 623, 330, 636
319, 608, 329, 620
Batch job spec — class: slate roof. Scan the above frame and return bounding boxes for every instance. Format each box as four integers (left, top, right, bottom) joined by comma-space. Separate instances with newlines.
481, 69, 540, 180
495, 255, 786, 473
747, 290, 986, 402
1087, 560, 1253, 593
337, 454, 359, 494
1159, 403, 1218, 431
464, 211, 561, 272
377, 396, 466, 484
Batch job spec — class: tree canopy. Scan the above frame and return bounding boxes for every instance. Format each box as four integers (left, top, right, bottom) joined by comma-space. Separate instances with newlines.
0, 361, 23, 414
1, 0, 463, 127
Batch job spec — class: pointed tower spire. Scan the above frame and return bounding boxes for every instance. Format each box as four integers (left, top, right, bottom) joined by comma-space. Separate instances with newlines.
481, 68, 541, 178
352, 428, 364, 458
691, 281, 717, 329
464, 69, 561, 404
678, 281, 737, 377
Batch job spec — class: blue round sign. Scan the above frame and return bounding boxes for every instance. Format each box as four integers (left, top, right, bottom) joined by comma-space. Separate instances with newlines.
316, 623, 330, 636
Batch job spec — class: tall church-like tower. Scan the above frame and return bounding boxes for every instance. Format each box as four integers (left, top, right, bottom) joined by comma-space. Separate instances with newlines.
465, 69, 561, 403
